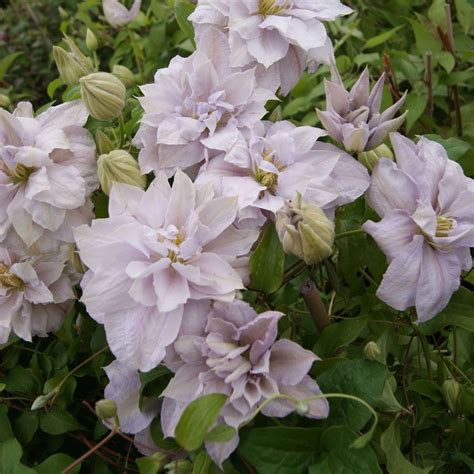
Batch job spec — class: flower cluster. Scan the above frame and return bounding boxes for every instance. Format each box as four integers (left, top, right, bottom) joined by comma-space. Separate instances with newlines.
0, 100, 97, 342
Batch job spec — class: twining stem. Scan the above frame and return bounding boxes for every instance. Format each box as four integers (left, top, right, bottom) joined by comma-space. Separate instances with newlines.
300, 279, 330, 332
49, 346, 108, 407
62, 427, 118, 474
335, 228, 365, 240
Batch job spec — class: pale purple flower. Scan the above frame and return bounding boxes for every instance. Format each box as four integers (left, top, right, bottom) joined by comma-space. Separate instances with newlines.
103, 360, 159, 433
196, 120, 370, 219
189, 0, 352, 95
133, 28, 275, 177
363, 133, 474, 322
0, 101, 97, 248
161, 299, 329, 465
0, 245, 76, 343
317, 68, 407, 153
102, 0, 141, 27
74, 171, 258, 371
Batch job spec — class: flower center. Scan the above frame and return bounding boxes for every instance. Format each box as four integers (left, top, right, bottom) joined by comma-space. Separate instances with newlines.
3, 164, 36, 184
259, 0, 289, 16
166, 233, 185, 264
435, 216, 454, 238
0, 263, 24, 289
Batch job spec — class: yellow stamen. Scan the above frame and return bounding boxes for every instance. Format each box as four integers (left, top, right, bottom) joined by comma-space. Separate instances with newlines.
0, 263, 24, 289
259, 0, 289, 17
435, 216, 454, 238
4, 164, 36, 184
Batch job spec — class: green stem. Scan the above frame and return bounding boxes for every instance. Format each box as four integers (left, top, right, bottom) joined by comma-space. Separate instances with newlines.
335, 228, 366, 240
118, 115, 125, 149
127, 28, 144, 77
49, 346, 108, 407
418, 332, 433, 380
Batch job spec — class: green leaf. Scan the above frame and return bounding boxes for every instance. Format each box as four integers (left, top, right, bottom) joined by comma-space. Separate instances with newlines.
136, 453, 167, 474
175, 393, 228, 451
0, 53, 23, 82
192, 452, 212, 474
0, 406, 14, 442
205, 424, 237, 443
405, 92, 428, 132
13, 411, 39, 445
318, 360, 387, 431
314, 316, 368, 358
36, 454, 80, 474
249, 223, 285, 294
408, 379, 441, 402
364, 26, 404, 49
39, 408, 83, 435
455, 0, 474, 34
428, 0, 447, 28
0, 438, 36, 474
47, 78, 66, 99
238, 427, 323, 474
309, 426, 381, 474
3, 367, 40, 395
174, 1, 196, 46
408, 18, 442, 55
378, 376, 406, 413
438, 51, 455, 73
380, 422, 432, 473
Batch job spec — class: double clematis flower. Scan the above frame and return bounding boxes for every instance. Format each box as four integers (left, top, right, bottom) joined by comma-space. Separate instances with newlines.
196, 120, 370, 220
190, 0, 353, 95
0, 101, 97, 249
317, 68, 407, 153
363, 133, 474, 322
0, 245, 77, 343
133, 28, 275, 177
74, 171, 259, 371
161, 299, 328, 465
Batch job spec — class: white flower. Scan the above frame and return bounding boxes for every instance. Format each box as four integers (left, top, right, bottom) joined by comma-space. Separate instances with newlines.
102, 0, 141, 27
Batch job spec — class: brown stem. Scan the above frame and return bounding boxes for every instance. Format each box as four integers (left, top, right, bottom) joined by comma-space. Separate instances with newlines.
300, 280, 330, 333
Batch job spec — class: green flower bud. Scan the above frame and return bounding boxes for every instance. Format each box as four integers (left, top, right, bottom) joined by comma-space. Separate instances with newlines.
53, 46, 90, 86
95, 130, 115, 155
357, 144, 394, 173
0, 94, 11, 109
112, 64, 136, 88
164, 459, 192, 474
442, 379, 460, 413
95, 399, 117, 420
80, 72, 126, 121
98, 150, 146, 195
276, 193, 335, 265
86, 28, 99, 52
364, 341, 382, 361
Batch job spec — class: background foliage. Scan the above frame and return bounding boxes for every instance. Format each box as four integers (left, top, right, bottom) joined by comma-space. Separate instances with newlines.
0, 0, 473, 472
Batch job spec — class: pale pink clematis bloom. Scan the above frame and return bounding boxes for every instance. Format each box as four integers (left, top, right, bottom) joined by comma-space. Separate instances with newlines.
74, 171, 259, 371
189, 0, 353, 95
161, 299, 329, 465
317, 67, 407, 153
102, 0, 141, 27
0, 101, 97, 248
132, 28, 275, 177
363, 133, 474, 322
196, 120, 369, 219
0, 245, 77, 343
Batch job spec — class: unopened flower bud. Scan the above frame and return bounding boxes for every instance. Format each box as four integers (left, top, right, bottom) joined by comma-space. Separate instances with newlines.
98, 150, 146, 195
112, 64, 135, 88
276, 193, 335, 265
95, 130, 115, 155
0, 94, 10, 109
53, 46, 90, 86
358, 144, 394, 173
86, 28, 99, 52
442, 379, 460, 413
364, 341, 382, 361
95, 399, 117, 420
80, 72, 126, 121
164, 459, 192, 474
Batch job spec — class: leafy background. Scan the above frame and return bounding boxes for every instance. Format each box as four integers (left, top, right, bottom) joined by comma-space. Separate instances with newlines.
0, 0, 473, 472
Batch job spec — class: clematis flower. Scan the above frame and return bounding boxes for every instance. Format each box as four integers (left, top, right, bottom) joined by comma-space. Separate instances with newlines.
0, 245, 76, 343
74, 171, 258, 371
161, 299, 329, 465
0, 101, 98, 248
132, 28, 275, 177
363, 133, 474, 322
102, 0, 141, 27
189, 0, 352, 95
317, 68, 407, 153
196, 120, 369, 219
